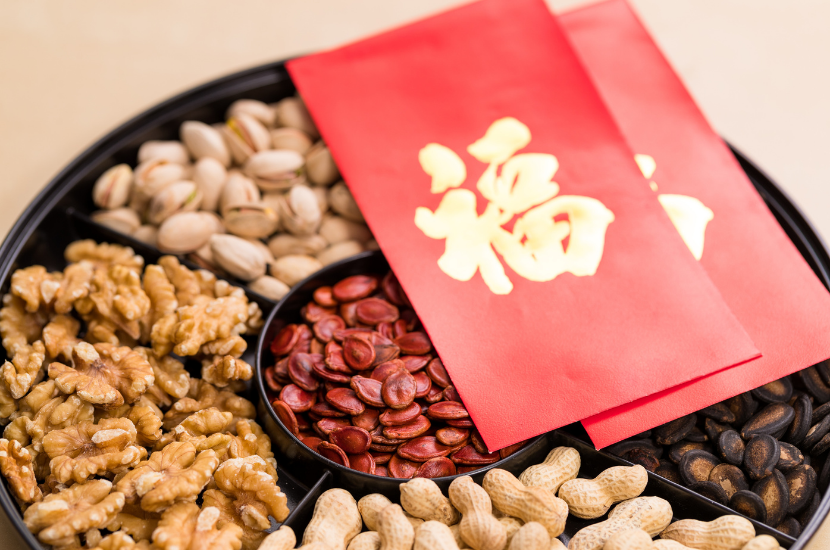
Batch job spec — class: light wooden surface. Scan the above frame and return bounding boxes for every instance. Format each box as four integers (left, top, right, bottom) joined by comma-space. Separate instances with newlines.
0, 1, 828, 548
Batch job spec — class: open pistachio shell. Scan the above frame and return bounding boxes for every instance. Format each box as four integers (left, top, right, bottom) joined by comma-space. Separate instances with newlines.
137, 140, 190, 165
329, 182, 364, 223
92, 164, 133, 209
91, 208, 141, 234
222, 113, 272, 165
192, 157, 228, 212
224, 203, 280, 239
180, 120, 231, 167
220, 172, 261, 216
270, 127, 313, 155
305, 142, 340, 186
147, 181, 202, 225
278, 185, 322, 237
275, 96, 319, 139
226, 99, 277, 128
243, 150, 306, 192
130, 159, 190, 214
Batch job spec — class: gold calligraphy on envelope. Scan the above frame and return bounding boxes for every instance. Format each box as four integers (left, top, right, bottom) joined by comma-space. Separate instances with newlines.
634, 154, 714, 261
414, 118, 615, 295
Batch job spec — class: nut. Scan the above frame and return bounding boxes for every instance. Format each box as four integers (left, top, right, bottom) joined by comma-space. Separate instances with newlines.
377, 504, 415, 550
2, 339, 45, 399
318, 241, 365, 266
248, 276, 290, 301
269, 254, 323, 286
302, 488, 362, 550
181, 120, 231, 167
660, 516, 755, 550
227, 99, 277, 128
558, 465, 648, 519
222, 113, 272, 164
132, 225, 159, 247
0, 438, 42, 503
193, 156, 229, 212
270, 127, 313, 155
400, 477, 460, 525
602, 528, 654, 550
244, 150, 306, 192
738, 536, 781, 550
482, 468, 567, 537
210, 234, 268, 281
519, 446, 581, 494
202, 355, 254, 388
306, 142, 340, 186
23, 479, 125, 545
92, 208, 142, 234
130, 159, 190, 214
137, 141, 191, 165
93, 164, 134, 209
415, 521, 461, 550
278, 184, 323, 236
147, 181, 202, 225
329, 182, 364, 223
224, 203, 280, 239
320, 215, 373, 245
157, 211, 217, 254
448, 476, 507, 550
275, 96, 319, 139
569, 497, 673, 550
220, 172, 261, 215
348, 531, 381, 550
268, 233, 328, 258
507, 522, 549, 550
152, 502, 243, 550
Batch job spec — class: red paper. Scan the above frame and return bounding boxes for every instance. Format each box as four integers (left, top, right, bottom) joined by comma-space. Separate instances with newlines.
288, 0, 759, 450
561, 0, 830, 448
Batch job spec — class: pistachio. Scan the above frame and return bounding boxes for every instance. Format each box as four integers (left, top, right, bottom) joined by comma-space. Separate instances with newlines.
270, 127, 313, 155
92, 164, 133, 209
132, 225, 159, 247
130, 159, 190, 213
180, 120, 231, 167
198, 211, 226, 235
224, 203, 280, 239
209, 234, 267, 281
189, 243, 222, 272
319, 215, 372, 244
365, 239, 380, 251
275, 96, 319, 139
269, 254, 323, 286
305, 142, 340, 186
243, 150, 306, 192
329, 182, 364, 223
147, 181, 202, 225
220, 172, 261, 215
91, 208, 141, 234
248, 275, 291, 301
157, 211, 216, 254
192, 157, 228, 212
311, 186, 329, 212
277, 185, 322, 236
226, 99, 277, 127
222, 113, 272, 164
244, 238, 275, 265
317, 241, 364, 266
137, 140, 190, 165
262, 191, 284, 212
267, 234, 328, 258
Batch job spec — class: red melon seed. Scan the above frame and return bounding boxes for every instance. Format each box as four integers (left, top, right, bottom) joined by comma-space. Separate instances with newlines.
271, 399, 299, 435
330, 426, 372, 454
427, 401, 470, 420
333, 275, 378, 302
270, 324, 300, 356
415, 457, 457, 479
349, 452, 376, 475
389, 454, 419, 479
397, 436, 452, 462
351, 376, 385, 408
279, 384, 317, 413
326, 388, 366, 416
318, 441, 350, 467
382, 369, 417, 410
355, 298, 400, 325
343, 335, 376, 370
379, 402, 422, 427
394, 332, 432, 355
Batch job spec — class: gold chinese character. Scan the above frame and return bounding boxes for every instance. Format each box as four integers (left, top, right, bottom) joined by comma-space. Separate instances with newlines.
415, 118, 615, 295
634, 154, 714, 261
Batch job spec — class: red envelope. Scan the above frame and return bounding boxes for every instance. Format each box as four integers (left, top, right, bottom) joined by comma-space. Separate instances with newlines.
561, 0, 830, 448
288, 0, 759, 450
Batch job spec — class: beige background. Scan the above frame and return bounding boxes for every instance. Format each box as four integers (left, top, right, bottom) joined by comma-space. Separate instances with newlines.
0, 0, 829, 547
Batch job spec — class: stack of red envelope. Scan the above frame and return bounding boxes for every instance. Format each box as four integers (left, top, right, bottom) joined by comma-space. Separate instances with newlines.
287, 0, 830, 450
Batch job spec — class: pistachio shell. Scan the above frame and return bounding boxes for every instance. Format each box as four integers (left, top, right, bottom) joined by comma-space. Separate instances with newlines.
270, 254, 323, 286
132, 225, 159, 247
198, 211, 226, 235
306, 142, 340, 186
92, 164, 133, 209
137, 140, 190, 165
248, 275, 291, 301
157, 211, 216, 254
224, 203, 280, 239
209, 234, 267, 281
329, 182, 364, 223
180, 120, 231, 167
91, 208, 141, 234
267, 234, 328, 258
192, 157, 228, 212
147, 181, 202, 225
278, 185, 322, 236
270, 127, 313, 155
220, 172, 261, 215
130, 159, 189, 213
244, 238, 275, 264
319, 215, 372, 244
227, 99, 277, 127
189, 243, 221, 271
222, 113, 272, 164
243, 150, 306, 192
275, 96, 319, 139
317, 241, 364, 266
312, 187, 329, 212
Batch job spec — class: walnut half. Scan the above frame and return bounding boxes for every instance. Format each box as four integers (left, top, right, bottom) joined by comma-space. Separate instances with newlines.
0, 438, 41, 503
152, 503, 243, 550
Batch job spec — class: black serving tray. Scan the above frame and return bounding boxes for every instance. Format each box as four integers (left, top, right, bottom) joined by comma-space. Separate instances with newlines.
0, 59, 827, 549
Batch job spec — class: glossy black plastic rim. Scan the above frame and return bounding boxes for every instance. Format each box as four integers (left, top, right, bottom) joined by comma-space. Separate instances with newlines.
0, 56, 824, 548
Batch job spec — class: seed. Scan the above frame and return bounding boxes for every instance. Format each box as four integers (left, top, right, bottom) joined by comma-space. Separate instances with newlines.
752, 469, 789, 526
330, 426, 372, 454
389, 455, 420, 479
355, 297, 400, 325
436, 427, 470, 447
343, 335, 376, 370
717, 430, 746, 466
301, 436, 324, 452
668, 440, 709, 464
381, 271, 410, 307
351, 376, 385, 407
271, 399, 299, 435
414, 457, 457, 478
785, 465, 817, 515
382, 369, 417, 410
395, 332, 432, 355
349, 452, 376, 475
680, 450, 720, 485
450, 445, 500, 466
776, 442, 804, 472
310, 401, 348, 418
375, 465, 389, 477
743, 435, 780, 480
379, 402, 422, 426
741, 402, 795, 440
729, 489, 768, 523
708, 463, 748, 499
287, 352, 321, 392
697, 402, 736, 423
704, 418, 731, 441
316, 418, 351, 435
397, 436, 452, 462
313, 285, 337, 307
279, 384, 317, 413
426, 358, 451, 388
332, 275, 378, 302
654, 462, 682, 485
372, 452, 393, 465
751, 377, 793, 404
799, 366, 830, 403
318, 441, 350, 467
313, 315, 346, 342
784, 393, 813, 446
401, 355, 431, 373
353, 409, 381, 432
687, 481, 728, 506
801, 415, 830, 452
620, 448, 659, 472
776, 517, 801, 538
654, 414, 697, 445
728, 392, 759, 426
326, 388, 365, 416
271, 324, 301, 356
383, 416, 431, 440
